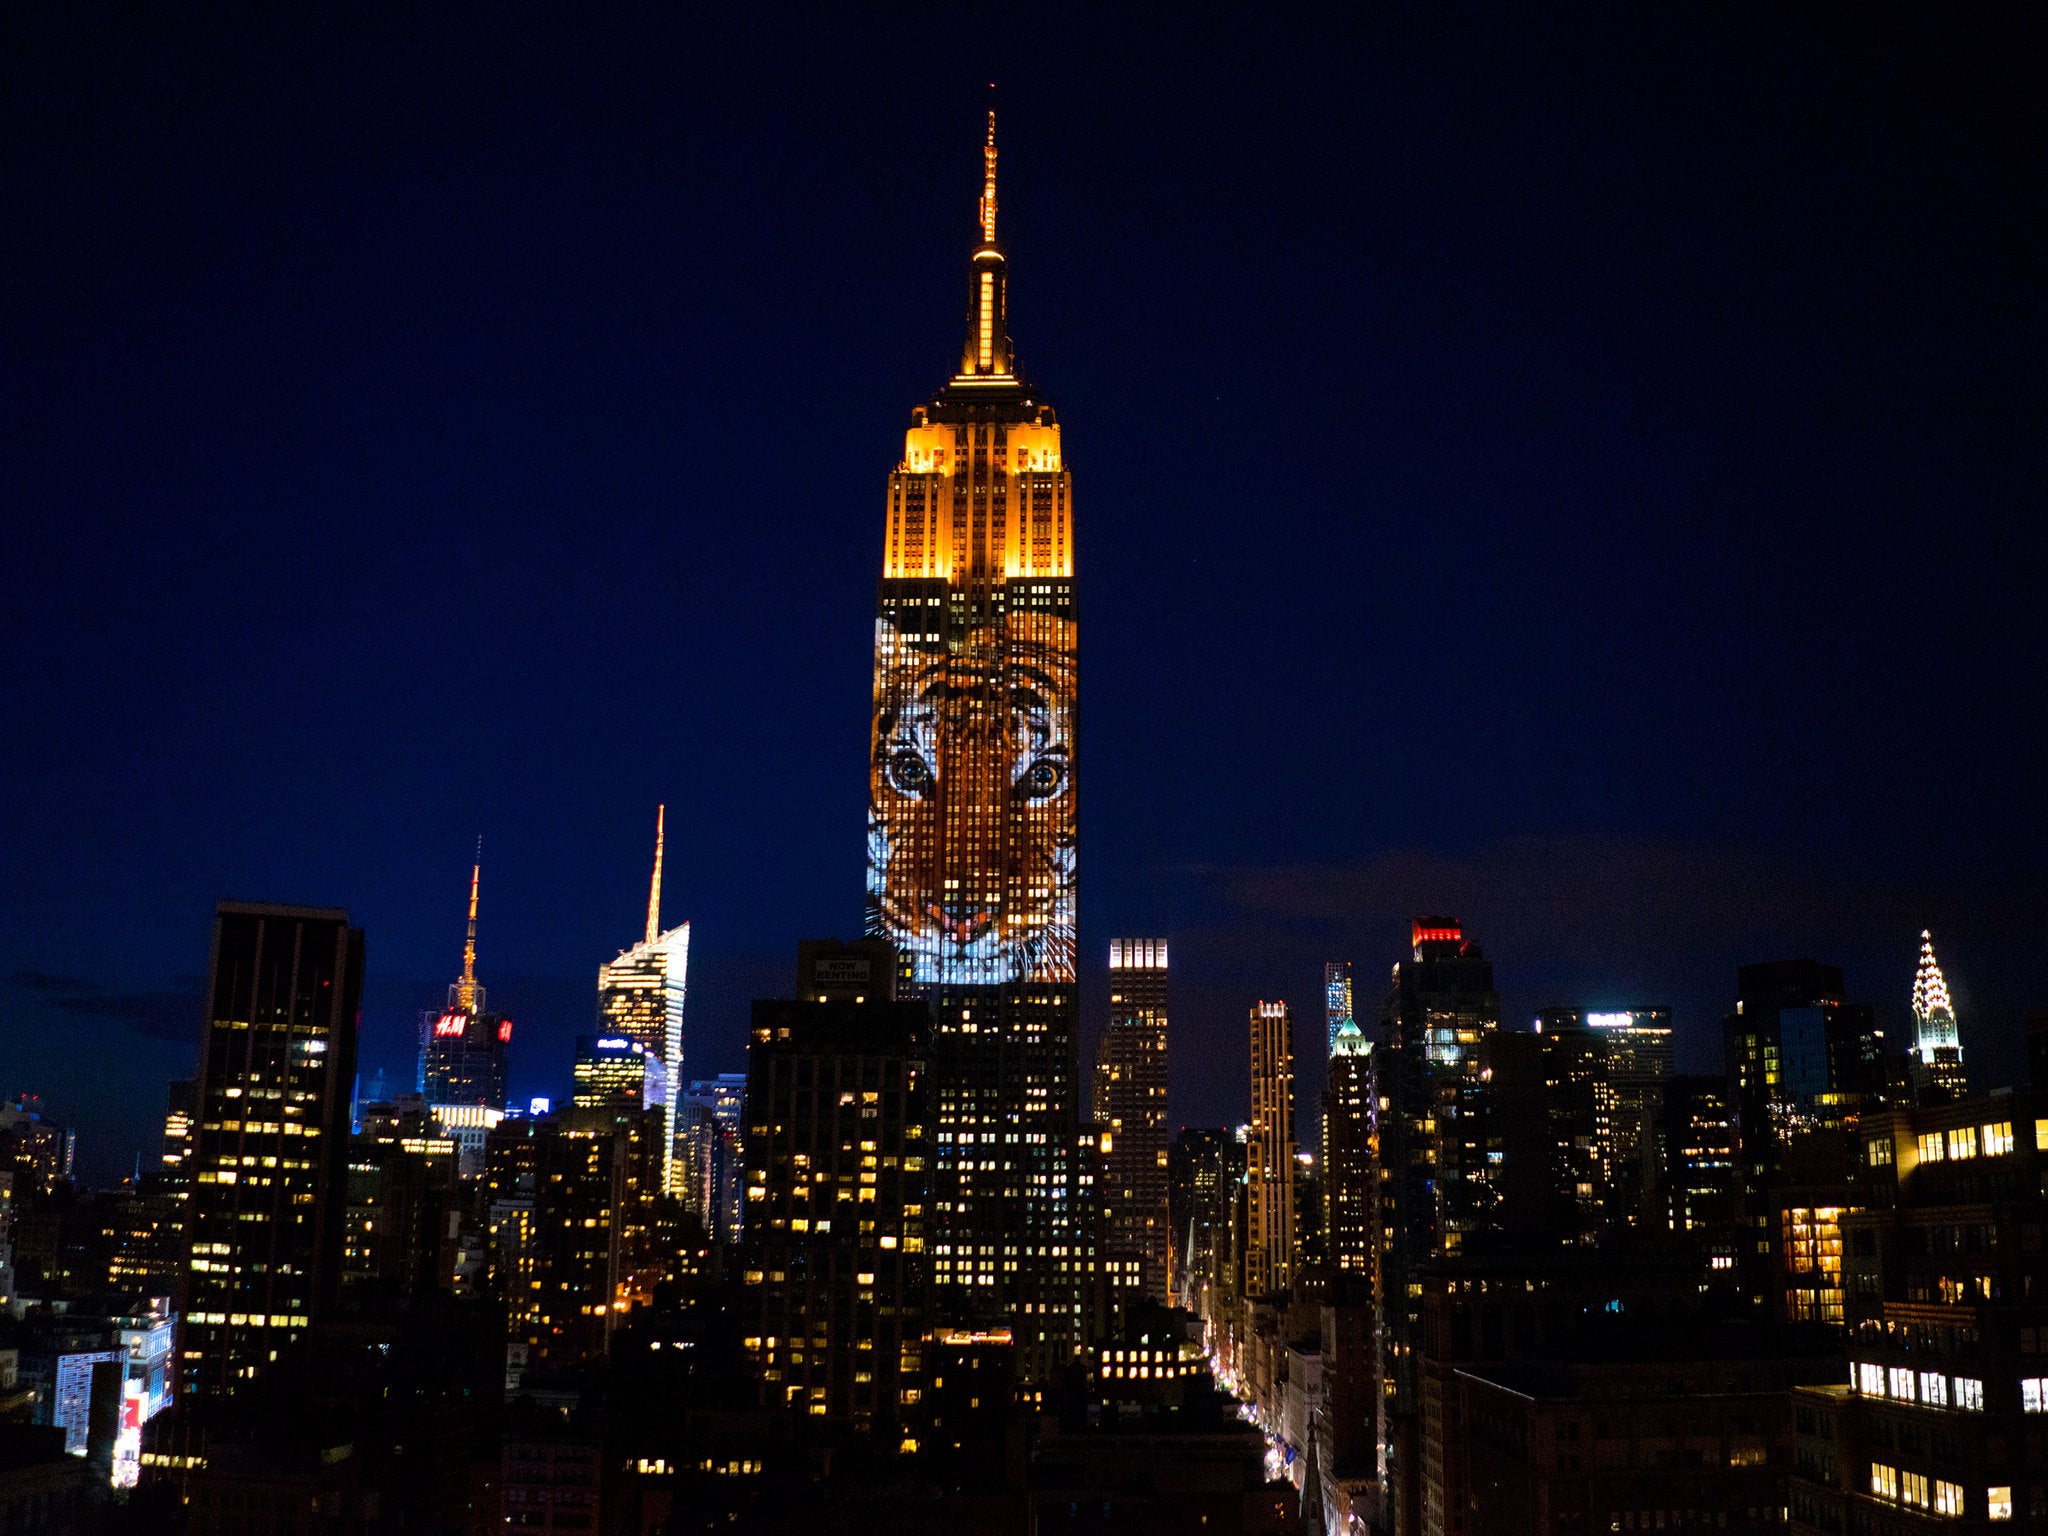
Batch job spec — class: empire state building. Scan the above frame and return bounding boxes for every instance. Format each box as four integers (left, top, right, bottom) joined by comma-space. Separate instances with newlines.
864, 113, 1084, 1378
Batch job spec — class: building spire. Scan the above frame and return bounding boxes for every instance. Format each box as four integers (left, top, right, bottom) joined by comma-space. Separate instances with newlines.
979, 102, 998, 246
454, 839, 483, 1013
645, 804, 665, 947
957, 98, 1016, 381
1913, 928, 1953, 1022
1911, 927, 1960, 1063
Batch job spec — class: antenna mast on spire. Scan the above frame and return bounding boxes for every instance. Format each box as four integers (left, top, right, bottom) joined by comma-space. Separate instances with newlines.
646, 805, 665, 947
980, 96, 999, 246
454, 839, 483, 1013
955, 90, 1016, 381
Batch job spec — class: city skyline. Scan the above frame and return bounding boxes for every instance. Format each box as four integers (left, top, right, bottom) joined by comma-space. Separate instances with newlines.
7, 11, 2048, 1184
3, 15, 2047, 1530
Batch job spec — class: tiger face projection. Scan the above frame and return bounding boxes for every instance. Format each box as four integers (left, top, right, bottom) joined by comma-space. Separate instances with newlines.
866, 611, 1076, 987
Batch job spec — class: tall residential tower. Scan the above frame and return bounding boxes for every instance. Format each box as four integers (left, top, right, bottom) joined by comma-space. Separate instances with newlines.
1097, 940, 1170, 1303
861, 114, 1082, 1380
1246, 1000, 1297, 1297
1323, 1018, 1374, 1282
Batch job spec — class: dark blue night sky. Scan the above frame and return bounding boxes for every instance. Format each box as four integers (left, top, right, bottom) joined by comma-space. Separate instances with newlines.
6, 8, 2046, 1182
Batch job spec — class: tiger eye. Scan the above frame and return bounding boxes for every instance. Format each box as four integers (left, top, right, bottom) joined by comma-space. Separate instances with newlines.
889, 748, 935, 796
1019, 759, 1063, 798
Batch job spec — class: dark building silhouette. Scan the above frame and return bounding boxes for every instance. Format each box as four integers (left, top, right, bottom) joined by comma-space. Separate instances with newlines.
1658, 1074, 1744, 1288
1414, 1250, 1837, 1536
1790, 1089, 2048, 1536
483, 1105, 666, 1385
1459, 1324, 1839, 1536
739, 993, 932, 1446
795, 937, 900, 1003
0, 1098, 73, 1196
1476, 1032, 1581, 1248
1374, 917, 1502, 1536
1170, 1128, 1241, 1314
181, 902, 363, 1399
339, 1101, 465, 1314
1723, 960, 1887, 1310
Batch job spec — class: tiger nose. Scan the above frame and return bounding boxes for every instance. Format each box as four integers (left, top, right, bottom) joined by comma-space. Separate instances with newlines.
935, 896, 996, 938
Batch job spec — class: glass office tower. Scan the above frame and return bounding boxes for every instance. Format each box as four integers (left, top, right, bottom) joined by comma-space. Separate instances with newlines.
598, 806, 689, 1194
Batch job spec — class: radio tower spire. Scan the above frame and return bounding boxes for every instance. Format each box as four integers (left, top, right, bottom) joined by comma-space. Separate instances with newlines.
979, 95, 998, 246
646, 805, 665, 947
454, 839, 483, 1013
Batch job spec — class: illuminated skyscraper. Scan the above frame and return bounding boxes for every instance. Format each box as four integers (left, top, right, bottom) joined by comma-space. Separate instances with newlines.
1323, 1021, 1374, 1281
861, 113, 1081, 1379
1372, 917, 1499, 1536
1581, 1008, 1672, 1228
1246, 1000, 1296, 1296
483, 1106, 664, 1376
160, 1079, 196, 1180
1534, 1006, 1673, 1229
679, 1073, 746, 1244
1325, 961, 1354, 1058
573, 1035, 657, 1113
420, 852, 512, 1110
182, 902, 363, 1399
1910, 929, 1966, 1099
1098, 940, 1170, 1302
598, 806, 690, 1195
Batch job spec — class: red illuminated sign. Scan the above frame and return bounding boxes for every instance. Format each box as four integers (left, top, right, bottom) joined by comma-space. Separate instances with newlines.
498, 1019, 514, 1043
434, 1012, 469, 1038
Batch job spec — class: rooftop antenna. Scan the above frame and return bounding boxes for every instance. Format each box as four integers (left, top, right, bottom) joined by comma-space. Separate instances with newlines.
980, 85, 999, 246
646, 805, 665, 946
455, 838, 482, 1013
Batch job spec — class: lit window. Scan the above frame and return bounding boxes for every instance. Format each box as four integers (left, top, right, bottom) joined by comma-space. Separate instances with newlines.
2021, 1378, 2048, 1413
1903, 1471, 1929, 1509
1956, 1378, 1984, 1411
1948, 1126, 1978, 1160
1857, 1363, 1884, 1395
1935, 1481, 1963, 1517
1983, 1122, 2015, 1156
1988, 1488, 2013, 1522
1920, 1372, 1948, 1407
1872, 1464, 1898, 1501
1889, 1367, 1916, 1401
1918, 1133, 1945, 1162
